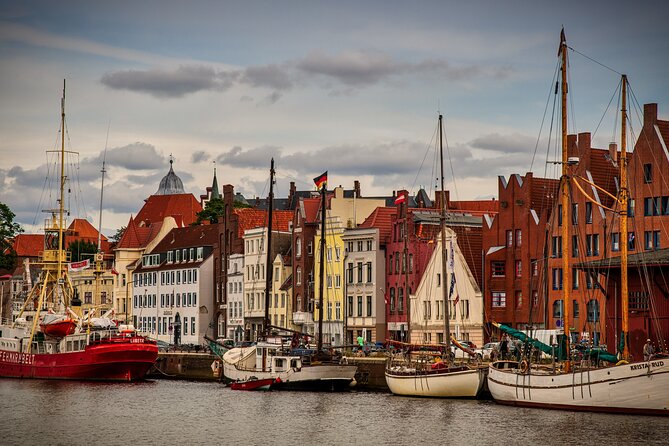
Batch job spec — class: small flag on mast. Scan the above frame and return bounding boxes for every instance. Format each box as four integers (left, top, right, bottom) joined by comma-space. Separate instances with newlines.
313, 171, 327, 189
394, 193, 406, 205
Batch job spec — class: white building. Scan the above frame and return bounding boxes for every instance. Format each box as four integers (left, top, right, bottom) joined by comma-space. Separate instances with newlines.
226, 253, 244, 342
131, 225, 217, 346
410, 227, 485, 347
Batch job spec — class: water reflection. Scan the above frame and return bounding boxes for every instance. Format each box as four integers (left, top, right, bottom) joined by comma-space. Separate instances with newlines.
1, 379, 668, 446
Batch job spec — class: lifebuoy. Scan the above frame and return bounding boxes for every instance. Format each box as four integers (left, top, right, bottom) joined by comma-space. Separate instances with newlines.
520, 360, 529, 374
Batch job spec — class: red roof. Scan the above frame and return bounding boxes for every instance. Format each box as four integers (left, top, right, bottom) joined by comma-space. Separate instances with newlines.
234, 208, 293, 238
12, 234, 43, 257
116, 216, 156, 249
301, 198, 321, 223
135, 194, 202, 227
360, 206, 396, 242
67, 218, 110, 252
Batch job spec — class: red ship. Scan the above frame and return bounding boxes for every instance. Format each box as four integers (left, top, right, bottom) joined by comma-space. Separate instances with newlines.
0, 81, 158, 382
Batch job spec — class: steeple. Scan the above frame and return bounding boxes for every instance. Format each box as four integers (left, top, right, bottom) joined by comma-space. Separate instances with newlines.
155, 155, 185, 195
211, 163, 221, 200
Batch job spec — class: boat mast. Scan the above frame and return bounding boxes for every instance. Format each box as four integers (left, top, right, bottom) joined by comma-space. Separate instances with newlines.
559, 29, 572, 364
58, 80, 66, 289
317, 177, 326, 352
403, 194, 410, 342
263, 158, 275, 337
439, 114, 451, 354
620, 75, 629, 359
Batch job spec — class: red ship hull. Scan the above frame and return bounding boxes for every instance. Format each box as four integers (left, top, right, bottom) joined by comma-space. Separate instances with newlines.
0, 337, 158, 381
230, 378, 275, 390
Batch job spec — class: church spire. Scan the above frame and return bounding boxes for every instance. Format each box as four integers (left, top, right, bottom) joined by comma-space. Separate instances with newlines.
210, 162, 221, 199
155, 155, 185, 195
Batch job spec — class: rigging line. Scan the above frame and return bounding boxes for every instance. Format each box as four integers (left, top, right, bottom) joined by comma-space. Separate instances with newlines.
443, 124, 459, 200
544, 82, 559, 178
567, 46, 622, 76
531, 60, 560, 172
591, 78, 621, 142
410, 122, 438, 199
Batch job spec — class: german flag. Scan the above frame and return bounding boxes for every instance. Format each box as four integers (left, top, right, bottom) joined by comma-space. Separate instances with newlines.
313, 171, 327, 189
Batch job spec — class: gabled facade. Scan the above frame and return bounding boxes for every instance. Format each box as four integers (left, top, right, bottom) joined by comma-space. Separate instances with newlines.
483, 173, 559, 339
269, 254, 292, 331
225, 253, 244, 342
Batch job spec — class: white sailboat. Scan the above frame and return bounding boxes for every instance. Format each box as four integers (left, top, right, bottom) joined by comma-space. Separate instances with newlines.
487, 30, 669, 415
385, 114, 485, 398
222, 159, 358, 390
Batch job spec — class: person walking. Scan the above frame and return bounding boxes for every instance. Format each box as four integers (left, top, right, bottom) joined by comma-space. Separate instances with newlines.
499, 336, 508, 360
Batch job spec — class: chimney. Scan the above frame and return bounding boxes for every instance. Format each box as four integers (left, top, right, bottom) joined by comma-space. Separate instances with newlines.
567, 134, 578, 158
288, 181, 296, 208
435, 190, 450, 211
578, 132, 591, 157
223, 184, 234, 209
609, 143, 618, 163
354, 180, 360, 198
644, 103, 658, 128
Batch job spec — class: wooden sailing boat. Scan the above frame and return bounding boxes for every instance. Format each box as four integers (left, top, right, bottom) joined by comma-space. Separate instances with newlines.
384, 114, 485, 398
487, 30, 669, 415
0, 80, 158, 381
221, 160, 358, 390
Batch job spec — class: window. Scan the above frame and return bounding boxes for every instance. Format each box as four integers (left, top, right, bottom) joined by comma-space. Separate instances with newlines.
645, 231, 661, 250
532, 290, 538, 307
347, 296, 353, 317
366, 296, 372, 317
553, 300, 563, 318
654, 231, 661, 249
552, 236, 562, 258
336, 302, 341, 320
587, 299, 600, 322
515, 260, 522, 278
492, 291, 506, 308
506, 230, 513, 247
326, 274, 333, 288
423, 301, 431, 320
357, 262, 363, 283
572, 235, 579, 257
552, 268, 563, 290
336, 247, 341, 261
357, 296, 363, 317
515, 229, 522, 247
612, 232, 620, 252
460, 299, 470, 319
491, 261, 505, 277
585, 202, 592, 224
296, 267, 302, 285
100, 291, 107, 305
191, 318, 195, 335
327, 302, 332, 320
663, 197, 669, 216
573, 300, 580, 318
167, 251, 173, 263
175, 250, 180, 262
515, 290, 523, 308
326, 247, 332, 262
390, 288, 395, 311
347, 263, 353, 284
409, 254, 414, 273
557, 204, 563, 226
644, 197, 655, 216
357, 241, 363, 252
183, 317, 188, 335
335, 275, 341, 288
586, 272, 594, 290
366, 240, 373, 251
571, 203, 578, 225
197, 247, 203, 260
531, 259, 538, 277
628, 232, 636, 250
189, 248, 194, 261
85, 291, 92, 304
572, 268, 579, 290
366, 262, 372, 283
398, 287, 404, 312
296, 238, 302, 257
644, 163, 653, 183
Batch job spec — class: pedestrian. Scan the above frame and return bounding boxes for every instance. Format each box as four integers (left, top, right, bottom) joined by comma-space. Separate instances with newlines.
514, 340, 522, 361
643, 338, 655, 361
499, 336, 508, 360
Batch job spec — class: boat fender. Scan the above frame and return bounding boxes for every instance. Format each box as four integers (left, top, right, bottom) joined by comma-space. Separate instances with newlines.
520, 360, 529, 374
615, 360, 629, 366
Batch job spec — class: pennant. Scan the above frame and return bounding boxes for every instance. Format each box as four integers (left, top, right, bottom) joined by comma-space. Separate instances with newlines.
448, 273, 456, 298
454, 294, 460, 306
68, 259, 91, 272
449, 240, 454, 270
111, 266, 119, 276
313, 171, 327, 189
394, 193, 406, 205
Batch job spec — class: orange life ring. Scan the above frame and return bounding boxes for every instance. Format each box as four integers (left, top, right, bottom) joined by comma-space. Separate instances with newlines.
520, 360, 529, 374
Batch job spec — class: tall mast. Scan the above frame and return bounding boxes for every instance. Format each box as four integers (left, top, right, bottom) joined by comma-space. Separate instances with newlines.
317, 179, 326, 352
559, 29, 572, 363
620, 75, 629, 359
403, 193, 410, 341
58, 79, 66, 287
263, 158, 275, 337
439, 114, 451, 354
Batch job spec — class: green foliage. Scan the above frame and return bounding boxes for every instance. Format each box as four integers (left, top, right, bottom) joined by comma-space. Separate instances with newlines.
196, 197, 225, 224
111, 226, 126, 243
0, 202, 24, 271
68, 240, 98, 263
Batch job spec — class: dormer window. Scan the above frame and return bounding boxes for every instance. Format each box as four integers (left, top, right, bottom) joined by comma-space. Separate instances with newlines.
175, 250, 180, 262
189, 248, 195, 261
167, 251, 173, 263
182, 249, 187, 262
197, 247, 203, 260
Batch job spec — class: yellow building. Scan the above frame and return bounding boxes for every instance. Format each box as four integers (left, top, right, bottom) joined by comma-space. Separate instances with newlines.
269, 253, 293, 331
313, 215, 345, 346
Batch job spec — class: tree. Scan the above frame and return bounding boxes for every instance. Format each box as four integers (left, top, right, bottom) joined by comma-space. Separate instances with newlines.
68, 240, 98, 263
111, 226, 126, 243
196, 197, 225, 224
0, 202, 24, 271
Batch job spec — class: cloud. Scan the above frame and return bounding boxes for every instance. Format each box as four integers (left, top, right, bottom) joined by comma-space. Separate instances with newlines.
101, 65, 237, 98
241, 64, 293, 90
191, 151, 211, 163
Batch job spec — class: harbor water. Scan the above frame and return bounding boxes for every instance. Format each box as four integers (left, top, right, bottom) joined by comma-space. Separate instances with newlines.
1, 379, 668, 445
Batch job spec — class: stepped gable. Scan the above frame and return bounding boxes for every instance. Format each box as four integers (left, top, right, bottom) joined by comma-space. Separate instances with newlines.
587, 147, 619, 209
359, 206, 396, 242
135, 194, 202, 228
527, 175, 560, 214
12, 234, 44, 257
301, 197, 321, 224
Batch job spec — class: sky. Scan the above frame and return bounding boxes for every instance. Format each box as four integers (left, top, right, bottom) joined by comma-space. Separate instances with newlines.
1, 0, 668, 236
